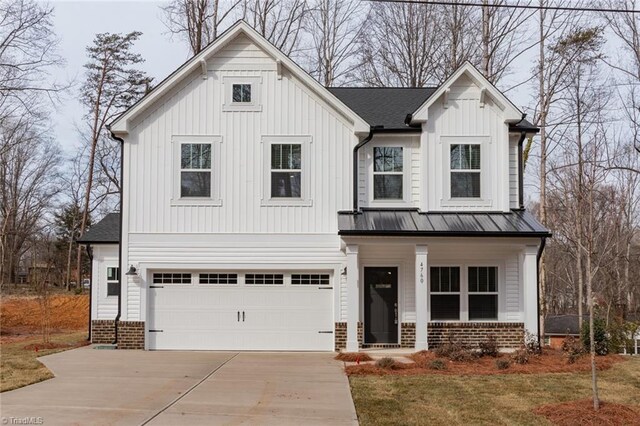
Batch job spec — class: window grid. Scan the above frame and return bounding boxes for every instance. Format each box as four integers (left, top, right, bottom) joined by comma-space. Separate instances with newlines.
291, 274, 330, 285
430, 267, 461, 321
199, 273, 238, 284
270, 143, 302, 198
468, 266, 498, 320
232, 84, 252, 103
153, 273, 192, 284
107, 267, 120, 296
180, 143, 212, 198
245, 274, 284, 285
373, 146, 403, 200
450, 144, 481, 198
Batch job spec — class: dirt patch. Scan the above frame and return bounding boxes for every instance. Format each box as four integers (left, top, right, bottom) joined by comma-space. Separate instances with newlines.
534, 399, 640, 426
0, 295, 89, 343
345, 349, 627, 376
335, 352, 373, 362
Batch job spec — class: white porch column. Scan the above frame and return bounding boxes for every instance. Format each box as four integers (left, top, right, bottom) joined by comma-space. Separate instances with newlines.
522, 245, 539, 341
346, 244, 359, 352
415, 245, 429, 350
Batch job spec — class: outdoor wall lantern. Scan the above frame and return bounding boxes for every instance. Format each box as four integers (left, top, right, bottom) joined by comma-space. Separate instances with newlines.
125, 265, 138, 276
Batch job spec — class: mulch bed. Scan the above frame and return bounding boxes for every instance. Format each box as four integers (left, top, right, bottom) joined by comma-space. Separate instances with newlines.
335, 352, 373, 362
345, 349, 626, 376
534, 399, 640, 426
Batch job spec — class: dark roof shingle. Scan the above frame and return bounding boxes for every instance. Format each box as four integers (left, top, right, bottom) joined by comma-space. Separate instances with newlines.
78, 213, 120, 244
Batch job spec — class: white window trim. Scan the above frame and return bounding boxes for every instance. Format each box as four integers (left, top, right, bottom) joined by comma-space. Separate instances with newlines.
171, 135, 223, 206
428, 263, 503, 322
261, 135, 313, 207
105, 265, 119, 298
441, 136, 492, 207
428, 265, 462, 322
223, 76, 262, 112
366, 141, 411, 207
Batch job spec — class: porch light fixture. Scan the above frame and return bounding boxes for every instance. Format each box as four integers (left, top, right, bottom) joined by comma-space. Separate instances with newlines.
125, 265, 138, 276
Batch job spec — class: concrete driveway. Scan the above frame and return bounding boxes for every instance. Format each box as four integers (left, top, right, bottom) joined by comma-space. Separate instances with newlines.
0, 347, 358, 426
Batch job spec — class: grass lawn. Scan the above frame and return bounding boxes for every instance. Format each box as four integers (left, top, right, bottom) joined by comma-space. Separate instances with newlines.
1, 332, 88, 392
349, 357, 640, 425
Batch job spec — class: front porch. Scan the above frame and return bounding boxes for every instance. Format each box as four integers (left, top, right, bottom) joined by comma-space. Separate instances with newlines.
337, 238, 541, 352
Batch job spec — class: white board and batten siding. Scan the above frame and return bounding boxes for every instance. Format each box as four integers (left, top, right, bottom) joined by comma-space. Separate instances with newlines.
421, 74, 513, 212
90, 244, 119, 320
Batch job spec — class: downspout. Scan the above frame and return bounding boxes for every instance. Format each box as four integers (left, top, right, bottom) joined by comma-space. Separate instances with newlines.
109, 127, 125, 346
353, 126, 381, 211
517, 131, 526, 209
85, 244, 93, 341
536, 237, 547, 342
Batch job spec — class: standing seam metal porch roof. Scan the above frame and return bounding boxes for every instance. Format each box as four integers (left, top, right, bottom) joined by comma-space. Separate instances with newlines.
338, 210, 550, 237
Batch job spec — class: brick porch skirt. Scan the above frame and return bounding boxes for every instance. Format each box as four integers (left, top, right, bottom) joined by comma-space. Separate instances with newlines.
335, 322, 525, 351
91, 320, 145, 349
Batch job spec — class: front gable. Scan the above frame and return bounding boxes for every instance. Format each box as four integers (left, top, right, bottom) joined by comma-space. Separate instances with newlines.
110, 21, 369, 136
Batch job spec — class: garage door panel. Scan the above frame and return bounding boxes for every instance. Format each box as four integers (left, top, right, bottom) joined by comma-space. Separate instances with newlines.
148, 275, 334, 351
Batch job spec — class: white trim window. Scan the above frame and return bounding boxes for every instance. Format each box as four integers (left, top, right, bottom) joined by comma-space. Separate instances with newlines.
468, 266, 498, 320
373, 146, 403, 200
223, 76, 262, 111
262, 136, 312, 206
450, 144, 481, 198
106, 267, 120, 297
430, 266, 460, 321
180, 143, 212, 198
271, 143, 302, 198
172, 135, 222, 206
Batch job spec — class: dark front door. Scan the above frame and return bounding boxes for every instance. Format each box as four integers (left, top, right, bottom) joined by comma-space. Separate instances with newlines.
364, 267, 398, 344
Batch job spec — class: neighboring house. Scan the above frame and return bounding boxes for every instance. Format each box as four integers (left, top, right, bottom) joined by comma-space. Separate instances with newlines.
78, 21, 550, 352
543, 315, 586, 349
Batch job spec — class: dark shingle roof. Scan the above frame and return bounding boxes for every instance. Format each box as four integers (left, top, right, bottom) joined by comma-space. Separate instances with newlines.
77, 213, 120, 244
338, 209, 550, 237
545, 315, 588, 336
329, 87, 436, 130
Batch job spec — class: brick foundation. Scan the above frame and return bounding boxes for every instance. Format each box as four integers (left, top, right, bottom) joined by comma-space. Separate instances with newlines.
400, 322, 416, 348
91, 320, 115, 344
427, 322, 524, 349
91, 320, 145, 349
334, 322, 363, 351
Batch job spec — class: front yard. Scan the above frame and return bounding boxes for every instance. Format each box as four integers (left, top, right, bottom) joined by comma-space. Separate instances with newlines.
349, 357, 640, 425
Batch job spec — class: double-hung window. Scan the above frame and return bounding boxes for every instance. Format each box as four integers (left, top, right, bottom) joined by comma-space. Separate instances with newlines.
468, 266, 498, 320
450, 144, 481, 198
180, 143, 211, 198
106, 267, 120, 296
430, 267, 460, 320
271, 144, 302, 198
373, 147, 403, 200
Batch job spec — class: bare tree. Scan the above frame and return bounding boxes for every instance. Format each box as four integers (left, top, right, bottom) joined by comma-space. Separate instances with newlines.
358, 1, 440, 87
0, 118, 61, 285
0, 0, 64, 130
76, 32, 152, 288
435, 1, 479, 81
305, 0, 367, 86
241, 0, 307, 56
162, 0, 241, 55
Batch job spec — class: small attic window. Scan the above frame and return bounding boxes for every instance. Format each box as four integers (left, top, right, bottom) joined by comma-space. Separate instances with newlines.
223, 76, 262, 112
232, 84, 252, 103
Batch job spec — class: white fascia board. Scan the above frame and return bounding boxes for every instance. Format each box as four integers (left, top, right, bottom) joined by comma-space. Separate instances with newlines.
110, 21, 370, 136
410, 61, 523, 124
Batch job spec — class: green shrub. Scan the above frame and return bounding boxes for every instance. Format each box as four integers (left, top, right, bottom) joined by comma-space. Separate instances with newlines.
495, 359, 511, 370
375, 357, 396, 369
478, 335, 499, 357
429, 359, 447, 370
581, 318, 609, 355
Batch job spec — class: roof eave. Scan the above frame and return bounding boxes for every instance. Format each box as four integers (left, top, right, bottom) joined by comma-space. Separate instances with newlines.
338, 230, 552, 238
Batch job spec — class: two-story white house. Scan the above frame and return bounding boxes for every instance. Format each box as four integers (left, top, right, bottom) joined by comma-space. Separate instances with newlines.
79, 21, 550, 352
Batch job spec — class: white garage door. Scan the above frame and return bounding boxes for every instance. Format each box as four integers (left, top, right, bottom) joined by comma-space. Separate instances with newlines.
147, 272, 334, 351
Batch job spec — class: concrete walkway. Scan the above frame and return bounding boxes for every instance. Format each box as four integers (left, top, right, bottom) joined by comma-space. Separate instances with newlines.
0, 347, 358, 426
